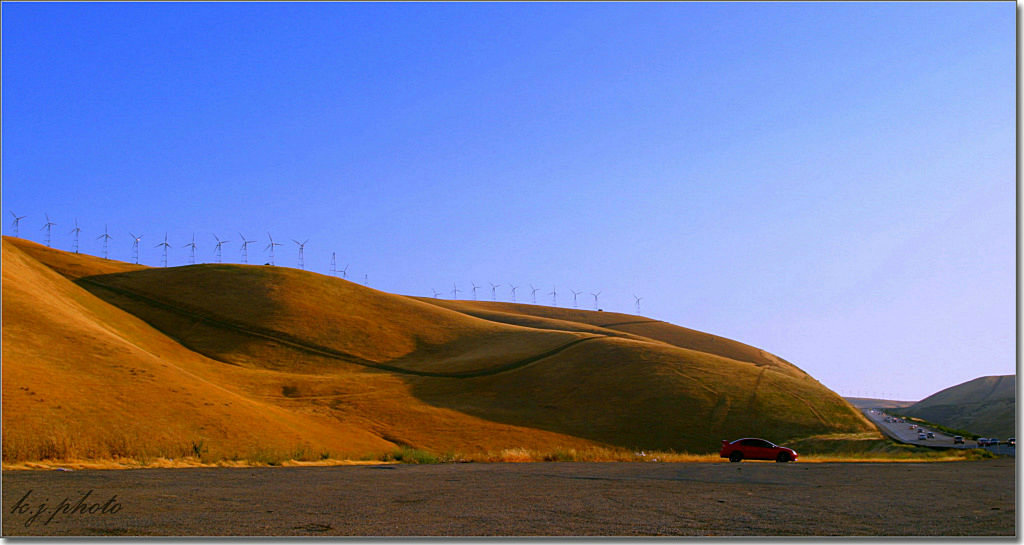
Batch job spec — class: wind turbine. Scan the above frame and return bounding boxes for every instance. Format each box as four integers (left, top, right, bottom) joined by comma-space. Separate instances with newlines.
590, 290, 601, 310
96, 225, 112, 259
293, 239, 308, 270
471, 282, 480, 301
431, 288, 441, 298
239, 232, 256, 264
129, 232, 143, 264
530, 284, 539, 304
570, 289, 582, 308
9, 211, 26, 238
550, 286, 558, 307
213, 234, 230, 263
294, 238, 309, 270
340, 264, 349, 279
156, 233, 171, 267
452, 282, 462, 300
633, 294, 643, 314
41, 214, 56, 247
509, 284, 519, 302
265, 233, 281, 265
489, 282, 501, 301
183, 233, 197, 264
70, 219, 82, 254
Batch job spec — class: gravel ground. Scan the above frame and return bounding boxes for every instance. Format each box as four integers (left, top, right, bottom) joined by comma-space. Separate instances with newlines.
2, 459, 1015, 537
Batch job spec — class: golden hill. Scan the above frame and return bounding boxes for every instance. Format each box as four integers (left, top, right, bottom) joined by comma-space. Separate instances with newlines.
3, 237, 874, 463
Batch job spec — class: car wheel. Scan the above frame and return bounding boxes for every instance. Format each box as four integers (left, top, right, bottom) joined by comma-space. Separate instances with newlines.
776, 452, 790, 463
729, 451, 743, 463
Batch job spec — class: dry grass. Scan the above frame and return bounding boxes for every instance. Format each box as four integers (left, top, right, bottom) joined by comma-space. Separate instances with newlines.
5, 237, 881, 467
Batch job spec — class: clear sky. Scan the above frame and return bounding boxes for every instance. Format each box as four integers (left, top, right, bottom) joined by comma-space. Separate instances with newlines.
2, 2, 1015, 401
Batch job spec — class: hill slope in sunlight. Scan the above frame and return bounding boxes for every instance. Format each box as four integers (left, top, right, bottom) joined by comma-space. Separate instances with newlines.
3, 237, 874, 462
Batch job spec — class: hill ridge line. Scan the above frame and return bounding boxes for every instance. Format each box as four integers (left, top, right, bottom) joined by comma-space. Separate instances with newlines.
78, 276, 606, 379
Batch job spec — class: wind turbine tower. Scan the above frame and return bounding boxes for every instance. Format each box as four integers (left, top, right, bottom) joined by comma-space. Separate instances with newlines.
239, 233, 256, 264
550, 286, 558, 307
129, 232, 143, 264
634, 294, 643, 314
510, 284, 519, 302
591, 290, 601, 310
530, 284, 539, 304
70, 219, 82, 254
213, 234, 229, 264
471, 282, 480, 301
489, 282, 501, 301
156, 233, 171, 267
183, 233, 197, 264
41, 214, 56, 247
97, 225, 112, 259
452, 282, 461, 300
265, 233, 281, 266
340, 264, 349, 279
330, 252, 337, 276
293, 239, 308, 270
432, 289, 441, 298
9, 211, 26, 238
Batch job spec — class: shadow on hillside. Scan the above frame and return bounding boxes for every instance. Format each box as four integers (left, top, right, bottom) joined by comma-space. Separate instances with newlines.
73, 266, 331, 370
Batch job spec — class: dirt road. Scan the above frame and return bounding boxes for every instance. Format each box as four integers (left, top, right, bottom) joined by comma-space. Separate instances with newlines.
2, 460, 1014, 536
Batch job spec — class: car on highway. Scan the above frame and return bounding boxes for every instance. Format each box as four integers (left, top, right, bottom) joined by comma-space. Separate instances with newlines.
927, 432, 934, 439
719, 438, 798, 463
977, 438, 999, 447
954, 436, 964, 444
918, 432, 927, 440
1008, 438, 1015, 447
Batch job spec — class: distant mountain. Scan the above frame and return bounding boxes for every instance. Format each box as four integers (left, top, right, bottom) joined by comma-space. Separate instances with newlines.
843, 397, 916, 410
901, 375, 1015, 438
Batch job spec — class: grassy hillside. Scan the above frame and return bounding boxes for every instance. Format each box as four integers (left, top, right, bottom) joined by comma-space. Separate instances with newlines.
3, 237, 876, 463
900, 375, 1015, 438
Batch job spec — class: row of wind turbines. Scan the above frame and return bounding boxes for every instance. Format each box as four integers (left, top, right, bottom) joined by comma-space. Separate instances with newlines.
437, 282, 643, 313
9, 211, 644, 313
9, 211, 335, 271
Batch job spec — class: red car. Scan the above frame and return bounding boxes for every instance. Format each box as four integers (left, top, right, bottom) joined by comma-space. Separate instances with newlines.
720, 438, 798, 463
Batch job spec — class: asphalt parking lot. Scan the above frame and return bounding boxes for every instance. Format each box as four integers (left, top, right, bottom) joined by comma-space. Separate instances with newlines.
2, 460, 1015, 536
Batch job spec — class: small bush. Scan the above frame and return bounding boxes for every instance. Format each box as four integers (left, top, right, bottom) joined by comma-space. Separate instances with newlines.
191, 440, 207, 458
387, 447, 439, 464
544, 449, 578, 462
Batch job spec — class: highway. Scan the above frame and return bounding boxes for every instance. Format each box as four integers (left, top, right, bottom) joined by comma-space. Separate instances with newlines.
862, 408, 1015, 456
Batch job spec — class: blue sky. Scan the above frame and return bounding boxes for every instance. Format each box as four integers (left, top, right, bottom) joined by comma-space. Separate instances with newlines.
2, 2, 1015, 401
